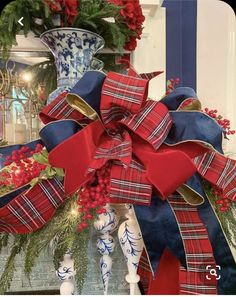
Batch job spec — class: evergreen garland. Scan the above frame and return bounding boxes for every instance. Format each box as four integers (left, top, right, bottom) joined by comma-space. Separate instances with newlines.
204, 182, 236, 249
0, 234, 29, 294
0, 0, 136, 59
0, 194, 92, 294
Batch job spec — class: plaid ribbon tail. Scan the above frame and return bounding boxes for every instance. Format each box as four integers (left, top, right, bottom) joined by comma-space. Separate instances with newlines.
138, 194, 218, 295
0, 178, 66, 234
195, 151, 236, 202
168, 194, 218, 294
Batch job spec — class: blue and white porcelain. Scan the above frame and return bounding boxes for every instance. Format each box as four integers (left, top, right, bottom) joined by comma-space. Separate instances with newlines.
40, 28, 105, 104
96, 234, 116, 255
118, 204, 144, 295
94, 204, 119, 234
100, 254, 113, 295
56, 252, 76, 294
94, 204, 120, 295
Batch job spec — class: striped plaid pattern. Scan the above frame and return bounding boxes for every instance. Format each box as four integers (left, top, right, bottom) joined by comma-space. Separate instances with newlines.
138, 249, 153, 294
110, 159, 152, 205
0, 178, 66, 234
168, 194, 218, 295
121, 100, 172, 150
39, 91, 84, 124
88, 130, 132, 171
121, 59, 163, 81
195, 151, 236, 201
139, 71, 164, 80
100, 72, 149, 127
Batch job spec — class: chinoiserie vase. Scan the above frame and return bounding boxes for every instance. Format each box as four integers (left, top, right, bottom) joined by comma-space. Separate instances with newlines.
40, 28, 105, 104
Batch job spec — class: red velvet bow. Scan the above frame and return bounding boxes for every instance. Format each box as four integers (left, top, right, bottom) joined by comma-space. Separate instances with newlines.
48, 71, 207, 205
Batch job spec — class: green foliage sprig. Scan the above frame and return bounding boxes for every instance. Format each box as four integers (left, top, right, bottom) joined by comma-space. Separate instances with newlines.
0, 194, 91, 294
204, 182, 236, 249
0, 0, 135, 59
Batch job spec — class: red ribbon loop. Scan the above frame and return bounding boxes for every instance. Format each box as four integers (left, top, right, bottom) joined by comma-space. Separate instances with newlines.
48, 70, 236, 206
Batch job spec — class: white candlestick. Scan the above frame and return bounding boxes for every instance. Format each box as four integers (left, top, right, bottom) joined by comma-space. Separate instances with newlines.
118, 204, 144, 295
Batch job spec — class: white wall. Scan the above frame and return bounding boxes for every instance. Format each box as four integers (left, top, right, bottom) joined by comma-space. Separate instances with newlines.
197, 0, 236, 157
132, 1, 166, 100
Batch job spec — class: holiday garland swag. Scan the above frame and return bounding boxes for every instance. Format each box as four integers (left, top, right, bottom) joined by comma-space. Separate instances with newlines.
0, 0, 144, 57
0, 0, 236, 295
0, 69, 236, 294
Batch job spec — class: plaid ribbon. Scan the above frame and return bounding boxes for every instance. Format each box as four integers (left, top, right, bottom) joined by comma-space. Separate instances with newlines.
39, 91, 84, 124
0, 177, 66, 234
194, 151, 236, 202
109, 159, 152, 204
138, 193, 218, 295
168, 194, 218, 294
48, 71, 173, 205
100, 72, 149, 126
88, 130, 132, 172
47, 70, 236, 208
137, 249, 153, 294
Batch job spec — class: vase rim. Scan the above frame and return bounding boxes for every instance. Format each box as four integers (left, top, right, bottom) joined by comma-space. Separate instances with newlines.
40, 27, 105, 44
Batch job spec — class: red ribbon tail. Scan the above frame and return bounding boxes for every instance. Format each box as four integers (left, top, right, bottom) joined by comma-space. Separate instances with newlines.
148, 249, 180, 295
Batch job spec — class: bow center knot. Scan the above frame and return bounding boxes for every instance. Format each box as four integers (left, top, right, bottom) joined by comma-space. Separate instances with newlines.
107, 128, 121, 137
88, 129, 133, 173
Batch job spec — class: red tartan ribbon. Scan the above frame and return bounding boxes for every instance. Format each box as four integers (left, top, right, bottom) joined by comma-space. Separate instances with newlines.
0, 68, 234, 294
168, 194, 218, 294
0, 177, 66, 233
138, 194, 218, 295
46, 71, 236, 207
2, 69, 235, 235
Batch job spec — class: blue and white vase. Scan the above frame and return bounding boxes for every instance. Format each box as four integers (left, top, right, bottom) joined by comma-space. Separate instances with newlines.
40, 28, 105, 104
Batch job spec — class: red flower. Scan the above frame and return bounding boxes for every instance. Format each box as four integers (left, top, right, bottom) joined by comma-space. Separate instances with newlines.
45, 0, 79, 25
124, 36, 137, 51
107, 0, 122, 5
44, 0, 62, 12
64, 0, 79, 24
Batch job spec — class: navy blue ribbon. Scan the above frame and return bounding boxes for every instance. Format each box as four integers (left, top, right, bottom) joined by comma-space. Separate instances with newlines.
0, 72, 235, 294
134, 194, 236, 294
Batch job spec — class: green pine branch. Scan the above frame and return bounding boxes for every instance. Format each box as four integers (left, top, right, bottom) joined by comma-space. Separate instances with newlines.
0, 0, 132, 59
203, 182, 236, 249
0, 235, 29, 294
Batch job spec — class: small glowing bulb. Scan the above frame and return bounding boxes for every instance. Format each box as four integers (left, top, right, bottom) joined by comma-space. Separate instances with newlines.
15, 169, 21, 176
22, 72, 32, 82
70, 208, 78, 216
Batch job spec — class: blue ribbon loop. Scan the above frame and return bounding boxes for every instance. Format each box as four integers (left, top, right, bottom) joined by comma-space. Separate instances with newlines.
0, 73, 235, 293
40, 120, 82, 152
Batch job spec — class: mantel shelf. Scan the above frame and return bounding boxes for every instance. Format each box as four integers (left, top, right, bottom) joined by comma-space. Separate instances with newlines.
140, 0, 164, 16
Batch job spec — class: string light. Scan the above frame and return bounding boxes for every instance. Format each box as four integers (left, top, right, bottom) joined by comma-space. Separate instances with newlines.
22, 72, 32, 82
70, 208, 78, 217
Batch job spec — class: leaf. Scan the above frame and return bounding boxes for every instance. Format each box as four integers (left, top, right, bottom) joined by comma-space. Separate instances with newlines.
44, 3, 50, 19
33, 152, 48, 165
30, 177, 41, 187
45, 167, 56, 177
54, 167, 65, 178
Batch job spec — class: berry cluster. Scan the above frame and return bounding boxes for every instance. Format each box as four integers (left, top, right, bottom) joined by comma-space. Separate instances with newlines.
0, 144, 46, 190
166, 77, 180, 95
77, 163, 111, 231
203, 108, 235, 136
212, 186, 231, 212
